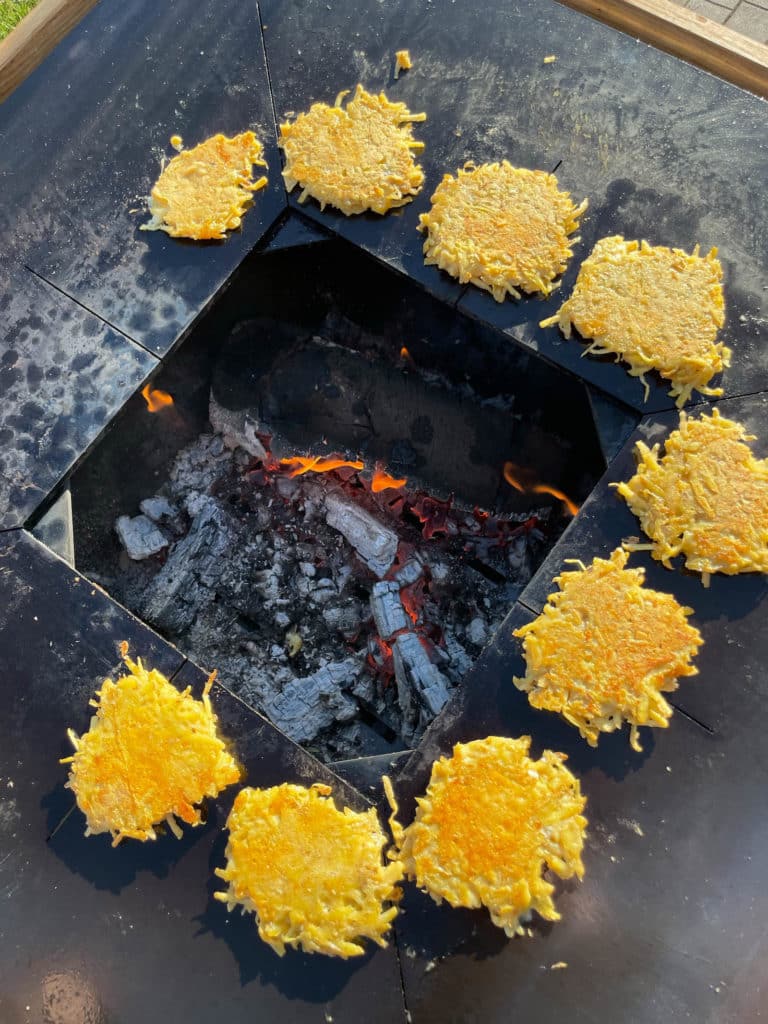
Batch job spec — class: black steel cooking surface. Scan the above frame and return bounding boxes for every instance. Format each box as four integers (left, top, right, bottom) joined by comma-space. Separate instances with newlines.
0, 0, 767, 1022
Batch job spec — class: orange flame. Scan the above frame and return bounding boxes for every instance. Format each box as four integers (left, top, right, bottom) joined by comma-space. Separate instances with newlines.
503, 461, 579, 518
400, 346, 412, 361
141, 384, 174, 412
280, 455, 364, 478
502, 464, 526, 493
532, 484, 579, 518
371, 464, 408, 493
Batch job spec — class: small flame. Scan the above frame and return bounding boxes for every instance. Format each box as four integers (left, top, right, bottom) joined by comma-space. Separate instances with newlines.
141, 384, 174, 412
400, 346, 411, 361
503, 461, 579, 518
532, 484, 579, 518
280, 455, 364, 478
502, 465, 526, 493
371, 464, 408, 493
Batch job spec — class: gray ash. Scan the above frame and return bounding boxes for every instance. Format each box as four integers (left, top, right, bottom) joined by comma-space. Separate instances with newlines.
92, 431, 550, 762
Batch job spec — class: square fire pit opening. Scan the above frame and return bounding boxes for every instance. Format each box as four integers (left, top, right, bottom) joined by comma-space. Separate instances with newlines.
63, 230, 607, 763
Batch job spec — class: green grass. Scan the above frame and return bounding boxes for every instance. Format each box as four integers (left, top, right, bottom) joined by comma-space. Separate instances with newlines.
0, 0, 39, 41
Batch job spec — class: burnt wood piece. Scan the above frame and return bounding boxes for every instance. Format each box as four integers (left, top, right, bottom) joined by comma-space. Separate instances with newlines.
0, 0, 286, 355
389, 582, 768, 1023
0, 530, 407, 1023
260, 0, 768, 411
0, 266, 154, 530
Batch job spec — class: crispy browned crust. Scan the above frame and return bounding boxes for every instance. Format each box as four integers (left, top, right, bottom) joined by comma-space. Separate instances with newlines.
63, 650, 240, 845
215, 783, 403, 957
386, 736, 586, 936
142, 132, 267, 240
419, 161, 587, 300
279, 85, 425, 215
616, 408, 768, 581
541, 235, 729, 406
514, 548, 703, 750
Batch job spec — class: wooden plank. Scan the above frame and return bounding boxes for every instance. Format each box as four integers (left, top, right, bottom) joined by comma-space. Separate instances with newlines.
560, 0, 768, 97
0, 0, 99, 104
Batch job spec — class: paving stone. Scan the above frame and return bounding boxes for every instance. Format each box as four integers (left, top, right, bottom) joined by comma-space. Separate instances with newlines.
685, 0, 731, 22
726, 0, 768, 40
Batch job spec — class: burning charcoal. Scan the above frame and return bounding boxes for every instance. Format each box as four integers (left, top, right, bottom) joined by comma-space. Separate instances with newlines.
115, 514, 169, 561
168, 435, 234, 500
370, 581, 410, 640
443, 633, 474, 683
322, 602, 363, 635
351, 672, 376, 703
392, 632, 451, 739
275, 475, 300, 500
393, 558, 424, 587
139, 496, 178, 524
507, 532, 534, 582
209, 395, 268, 459
262, 659, 361, 744
428, 561, 451, 583
324, 491, 398, 577
467, 616, 488, 646
140, 497, 236, 633
184, 491, 209, 517
309, 580, 337, 606
253, 568, 281, 604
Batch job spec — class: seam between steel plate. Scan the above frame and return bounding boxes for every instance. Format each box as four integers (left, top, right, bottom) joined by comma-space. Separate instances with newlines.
668, 701, 716, 735
392, 929, 413, 1024
23, 264, 159, 361
256, 0, 286, 204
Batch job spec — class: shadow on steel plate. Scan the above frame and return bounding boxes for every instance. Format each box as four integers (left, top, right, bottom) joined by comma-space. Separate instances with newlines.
46, 790, 222, 894
194, 824, 376, 997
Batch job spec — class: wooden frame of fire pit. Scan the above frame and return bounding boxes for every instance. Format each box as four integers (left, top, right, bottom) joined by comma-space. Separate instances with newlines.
0, 0, 97, 102
562, 0, 768, 97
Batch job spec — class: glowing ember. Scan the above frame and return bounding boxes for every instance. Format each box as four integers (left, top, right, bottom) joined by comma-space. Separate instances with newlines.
503, 461, 579, 518
400, 346, 414, 363
280, 456, 365, 478
411, 494, 455, 540
367, 636, 395, 684
400, 580, 425, 624
141, 384, 174, 412
371, 464, 408, 493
